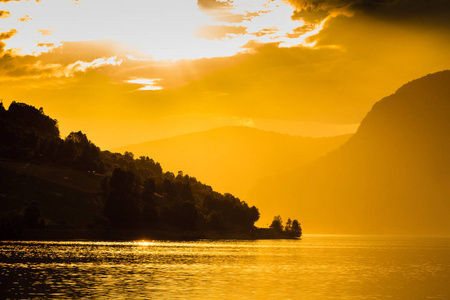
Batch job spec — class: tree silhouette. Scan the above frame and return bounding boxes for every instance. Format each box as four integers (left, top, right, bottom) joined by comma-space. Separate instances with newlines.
292, 219, 302, 237
285, 218, 292, 232
103, 168, 140, 229
270, 215, 283, 231
23, 201, 41, 229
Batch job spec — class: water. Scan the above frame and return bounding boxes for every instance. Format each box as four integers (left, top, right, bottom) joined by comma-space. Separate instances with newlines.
1, 235, 449, 299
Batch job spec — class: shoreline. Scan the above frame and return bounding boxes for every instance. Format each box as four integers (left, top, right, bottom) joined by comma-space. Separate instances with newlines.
5, 228, 301, 242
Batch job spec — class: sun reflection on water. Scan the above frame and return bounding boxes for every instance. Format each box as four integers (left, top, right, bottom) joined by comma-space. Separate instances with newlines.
134, 240, 156, 247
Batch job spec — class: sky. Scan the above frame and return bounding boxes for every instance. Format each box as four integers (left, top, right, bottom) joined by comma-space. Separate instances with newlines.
0, 0, 449, 148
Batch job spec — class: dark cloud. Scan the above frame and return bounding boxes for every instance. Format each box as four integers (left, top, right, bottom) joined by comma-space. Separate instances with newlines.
287, 0, 398, 11
0, 29, 44, 79
0, 29, 17, 41
359, 0, 450, 29
0, 29, 41, 78
0, 29, 17, 58
0, 10, 11, 18
0, 54, 55, 78
287, 0, 450, 29
291, 7, 328, 23
195, 25, 247, 40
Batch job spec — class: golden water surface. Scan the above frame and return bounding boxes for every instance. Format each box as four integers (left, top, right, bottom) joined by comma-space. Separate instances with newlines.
1, 235, 449, 299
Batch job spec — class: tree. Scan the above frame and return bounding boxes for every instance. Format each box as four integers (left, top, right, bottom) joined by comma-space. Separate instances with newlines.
7, 102, 59, 137
291, 219, 302, 237
206, 211, 225, 230
103, 168, 140, 229
64, 131, 102, 172
174, 201, 198, 231
0, 102, 6, 116
270, 215, 283, 232
285, 218, 292, 232
65, 131, 89, 145
23, 201, 41, 229
141, 178, 158, 228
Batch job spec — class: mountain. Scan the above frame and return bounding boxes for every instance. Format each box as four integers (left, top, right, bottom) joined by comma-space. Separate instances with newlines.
112, 127, 351, 199
249, 70, 450, 235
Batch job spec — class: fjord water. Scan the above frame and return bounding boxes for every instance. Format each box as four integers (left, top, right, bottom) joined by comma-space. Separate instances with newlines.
1, 236, 449, 299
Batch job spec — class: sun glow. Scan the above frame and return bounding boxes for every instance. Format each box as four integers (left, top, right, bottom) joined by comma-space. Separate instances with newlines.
0, 0, 322, 61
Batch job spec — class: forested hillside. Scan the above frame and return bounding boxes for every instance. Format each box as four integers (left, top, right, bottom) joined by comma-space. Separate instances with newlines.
0, 102, 265, 239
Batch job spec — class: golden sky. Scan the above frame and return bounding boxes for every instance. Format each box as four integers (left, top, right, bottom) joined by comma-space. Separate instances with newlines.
1, 0, 449, 148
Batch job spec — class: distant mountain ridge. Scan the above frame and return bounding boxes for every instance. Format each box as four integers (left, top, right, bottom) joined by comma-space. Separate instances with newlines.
250, 70, 450, 235
112, 126, 352, 199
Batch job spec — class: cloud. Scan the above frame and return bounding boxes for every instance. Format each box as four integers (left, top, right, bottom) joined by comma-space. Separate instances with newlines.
286, 0, 397, 12
0, 56, 122, 80
286, 0, 450, 28
291, 7, 329, 23
197, 2, 273, 24
37, 29, 53, 36
0, 33, 123, 80
0, 38, 249, 88
197, 0, 249, 23
2, 0, 319, 60
38, 40, 128, 65
0, 10, 11, 18
0, 29, 17, 41
18, 15, 32, 22
0, 29, 18, 54
252, 28, 279, 37
197, 0, 233, 10
195, 25, 247, 40
63, 57, 122, 75
37, 42, 55, 48
286, 24, 317, 38
0, 29, 57, 80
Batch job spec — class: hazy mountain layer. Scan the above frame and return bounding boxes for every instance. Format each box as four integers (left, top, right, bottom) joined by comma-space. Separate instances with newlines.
112, 127, 351, 200
250, 70, 450, 235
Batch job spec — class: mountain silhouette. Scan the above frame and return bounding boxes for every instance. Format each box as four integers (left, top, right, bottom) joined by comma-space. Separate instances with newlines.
250, 70, 450, 235
112, 126, 351, 199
